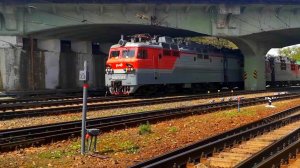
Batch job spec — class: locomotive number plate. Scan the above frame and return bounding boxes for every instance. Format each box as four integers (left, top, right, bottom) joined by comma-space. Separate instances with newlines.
112, 74, 127, 80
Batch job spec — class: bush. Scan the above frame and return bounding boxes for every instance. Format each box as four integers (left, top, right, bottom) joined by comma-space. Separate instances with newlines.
138, 122, 152, 135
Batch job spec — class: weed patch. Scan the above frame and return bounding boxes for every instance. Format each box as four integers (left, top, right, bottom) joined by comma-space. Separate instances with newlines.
168, 126, 178, 133
139, 122, 152, 135
119, 141, 139, 154
38, 150, 63, 159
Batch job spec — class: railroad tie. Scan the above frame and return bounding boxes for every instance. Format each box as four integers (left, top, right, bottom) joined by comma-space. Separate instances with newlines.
218, 152, 251, 159
194, 121, 300, 168
208, 157, 237, 168
194, 163, 207, 168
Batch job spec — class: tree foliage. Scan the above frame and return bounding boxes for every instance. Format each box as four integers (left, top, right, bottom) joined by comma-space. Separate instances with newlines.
278, 47, 300, 61
191, 36, 238, 49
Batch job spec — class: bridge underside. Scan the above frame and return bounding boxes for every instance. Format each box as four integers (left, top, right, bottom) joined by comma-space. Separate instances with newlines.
30, 24, 203, 42
239, 28, 300, 48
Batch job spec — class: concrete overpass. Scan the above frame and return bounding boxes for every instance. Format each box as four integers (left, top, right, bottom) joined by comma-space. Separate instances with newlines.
1, 0, 300, 91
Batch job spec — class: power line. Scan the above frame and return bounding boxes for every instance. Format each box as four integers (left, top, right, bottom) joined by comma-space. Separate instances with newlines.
25, 0, 97, 24
275, 14, 290, 28
231, 15, 262, 30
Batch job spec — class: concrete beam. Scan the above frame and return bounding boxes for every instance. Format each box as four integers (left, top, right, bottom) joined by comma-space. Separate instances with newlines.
0, 36, 22, 48
1, 6, 18, 31
38, 39, 60, 52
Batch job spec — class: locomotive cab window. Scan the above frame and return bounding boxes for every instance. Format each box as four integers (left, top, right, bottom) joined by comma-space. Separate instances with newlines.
123, 49, 135, 58
110, 50, 120, 58
137, 49, 148, 59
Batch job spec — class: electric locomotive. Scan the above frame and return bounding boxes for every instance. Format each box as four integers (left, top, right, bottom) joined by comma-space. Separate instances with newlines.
105, 34, 243, 95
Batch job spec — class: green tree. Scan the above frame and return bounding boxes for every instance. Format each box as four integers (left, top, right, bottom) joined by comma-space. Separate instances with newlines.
191, 36, 238, 49
278, 46, 300, 61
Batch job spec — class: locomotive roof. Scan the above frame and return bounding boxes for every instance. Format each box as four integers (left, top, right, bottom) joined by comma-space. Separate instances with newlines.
111, 42, 162, 49
110, 37, 242, 57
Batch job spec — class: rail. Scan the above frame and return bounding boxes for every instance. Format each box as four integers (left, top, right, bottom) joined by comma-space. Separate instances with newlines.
0, 93, 298, 152
0, 90, 273, 120
131, 102, 300, 167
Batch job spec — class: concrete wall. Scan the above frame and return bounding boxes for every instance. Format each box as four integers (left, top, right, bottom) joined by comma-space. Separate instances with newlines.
38, 39, 60, 89
71, 41, 94, 88
0, 37, 109, 92
0, 36, 23, 91
0, 68, 2, 91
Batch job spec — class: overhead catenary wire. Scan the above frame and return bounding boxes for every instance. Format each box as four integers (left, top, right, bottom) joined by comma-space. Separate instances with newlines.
24, 0, 97, 24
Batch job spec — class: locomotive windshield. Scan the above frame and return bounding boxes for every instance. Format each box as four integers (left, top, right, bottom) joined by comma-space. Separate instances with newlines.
110, 50, 120, 58
123, 49, 135, 58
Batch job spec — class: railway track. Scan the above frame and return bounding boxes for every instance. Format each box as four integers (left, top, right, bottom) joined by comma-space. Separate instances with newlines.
0, 90, 280, 120
262, 139, 300, 168
202, 120, 300, 168
0, 95, 129, 106
131, 101, 300, 168
0, 93, 299, 152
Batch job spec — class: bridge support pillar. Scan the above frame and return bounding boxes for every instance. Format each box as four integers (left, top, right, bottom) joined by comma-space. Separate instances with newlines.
0, 36, 23, 91
244, 55, 266, 90
37, 39, 61, 89
71, 41, 94, 88
234, 38, 271, 90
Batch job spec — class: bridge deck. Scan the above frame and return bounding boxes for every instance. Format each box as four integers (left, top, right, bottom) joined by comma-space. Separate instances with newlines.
6, 0, 300, 5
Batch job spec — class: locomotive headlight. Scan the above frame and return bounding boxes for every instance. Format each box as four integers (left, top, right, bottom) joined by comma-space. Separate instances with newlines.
125, 63, 135, 73
106, 64, 113, 74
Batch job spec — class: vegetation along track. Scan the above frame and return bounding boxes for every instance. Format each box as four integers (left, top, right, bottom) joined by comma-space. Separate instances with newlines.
131, 103, 300, 168
0, 90, 271, 120
0, 93, 299, 152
